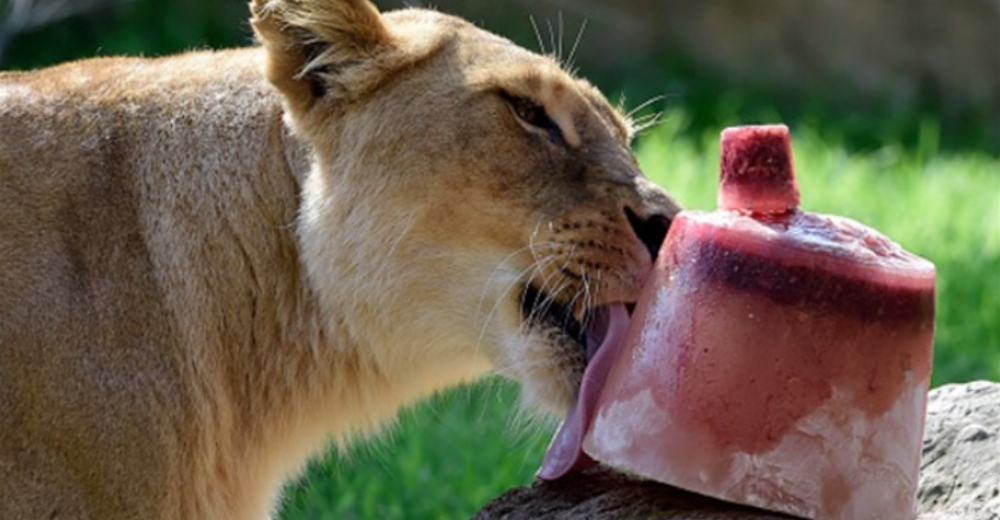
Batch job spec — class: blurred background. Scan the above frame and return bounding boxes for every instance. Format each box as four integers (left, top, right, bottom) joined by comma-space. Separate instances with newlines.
3, 0, 997, 518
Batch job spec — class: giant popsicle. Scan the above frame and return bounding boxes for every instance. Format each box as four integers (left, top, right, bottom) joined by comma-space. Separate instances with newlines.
543, 124, 936, 520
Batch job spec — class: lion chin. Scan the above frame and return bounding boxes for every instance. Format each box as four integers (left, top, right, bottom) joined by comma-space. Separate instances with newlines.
0, 0, 679, 518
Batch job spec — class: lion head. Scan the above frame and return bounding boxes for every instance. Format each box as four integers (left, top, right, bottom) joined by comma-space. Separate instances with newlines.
251, 0, 681, 418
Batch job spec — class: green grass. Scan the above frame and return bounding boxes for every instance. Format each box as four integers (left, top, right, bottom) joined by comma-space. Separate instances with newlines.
279, 380, 550, 520
279, 111, 1000, 519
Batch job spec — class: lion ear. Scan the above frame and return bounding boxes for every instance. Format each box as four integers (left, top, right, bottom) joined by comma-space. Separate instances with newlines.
250, 0, 393, 115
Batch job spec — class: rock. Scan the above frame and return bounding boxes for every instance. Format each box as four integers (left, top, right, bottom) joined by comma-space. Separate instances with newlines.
474, 468, 791, 520
919, 381, 1000, 520
475, 381, 1000, 520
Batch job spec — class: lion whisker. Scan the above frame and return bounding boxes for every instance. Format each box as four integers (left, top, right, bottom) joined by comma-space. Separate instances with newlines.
632, 111, 665, 137
521, 257, 567, 331
475, 247, 562, 353
546, 17, 557, 61
528, 15, 546, 55
625, 94, 666, 120
566, 19, 587, 71
557, 12, 564, 64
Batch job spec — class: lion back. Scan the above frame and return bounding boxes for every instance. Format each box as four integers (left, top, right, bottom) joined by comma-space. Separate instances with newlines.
0, 49, 295, 518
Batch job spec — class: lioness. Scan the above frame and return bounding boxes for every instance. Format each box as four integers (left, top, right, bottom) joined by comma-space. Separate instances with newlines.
0, 0, 680, 518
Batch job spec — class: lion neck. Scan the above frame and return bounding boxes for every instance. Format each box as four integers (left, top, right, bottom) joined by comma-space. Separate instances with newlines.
204, 104, 490, 513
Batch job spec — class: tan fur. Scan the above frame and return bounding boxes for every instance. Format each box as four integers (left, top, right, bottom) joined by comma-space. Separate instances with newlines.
0, 1, 680, 518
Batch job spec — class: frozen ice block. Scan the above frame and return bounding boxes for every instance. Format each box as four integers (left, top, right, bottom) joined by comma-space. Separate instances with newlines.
580, 125, 936, 519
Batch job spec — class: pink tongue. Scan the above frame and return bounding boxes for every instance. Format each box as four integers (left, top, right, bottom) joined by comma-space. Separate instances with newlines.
536, 303, 631, 480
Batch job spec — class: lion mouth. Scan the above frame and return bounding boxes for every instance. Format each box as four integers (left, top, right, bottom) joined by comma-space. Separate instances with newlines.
518, 283, 633, 366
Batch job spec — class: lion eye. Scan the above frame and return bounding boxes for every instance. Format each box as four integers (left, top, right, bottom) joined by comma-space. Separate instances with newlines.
510, 98, 545, 126
503, 93, 564, 144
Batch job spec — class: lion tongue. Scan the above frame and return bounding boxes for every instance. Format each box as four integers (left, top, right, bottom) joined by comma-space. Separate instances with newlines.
536, 303, 630, 480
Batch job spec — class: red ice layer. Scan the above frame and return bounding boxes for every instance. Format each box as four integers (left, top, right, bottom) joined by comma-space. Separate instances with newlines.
579, 125, 936, 520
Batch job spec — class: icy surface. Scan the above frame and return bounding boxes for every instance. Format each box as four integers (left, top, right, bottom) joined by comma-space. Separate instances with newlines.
585, 376, 928, 520
685, 209, 936, 286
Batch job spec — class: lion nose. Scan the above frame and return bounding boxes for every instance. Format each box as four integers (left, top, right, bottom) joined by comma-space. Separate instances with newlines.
624, 206, 672, 262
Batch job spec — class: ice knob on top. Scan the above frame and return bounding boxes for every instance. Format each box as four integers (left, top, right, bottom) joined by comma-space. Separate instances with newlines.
718, 124, 800, 214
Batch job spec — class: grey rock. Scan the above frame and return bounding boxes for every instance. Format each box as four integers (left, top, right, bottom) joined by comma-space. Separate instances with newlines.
475, 381, 1000, 519
918, 381, 1000, 520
